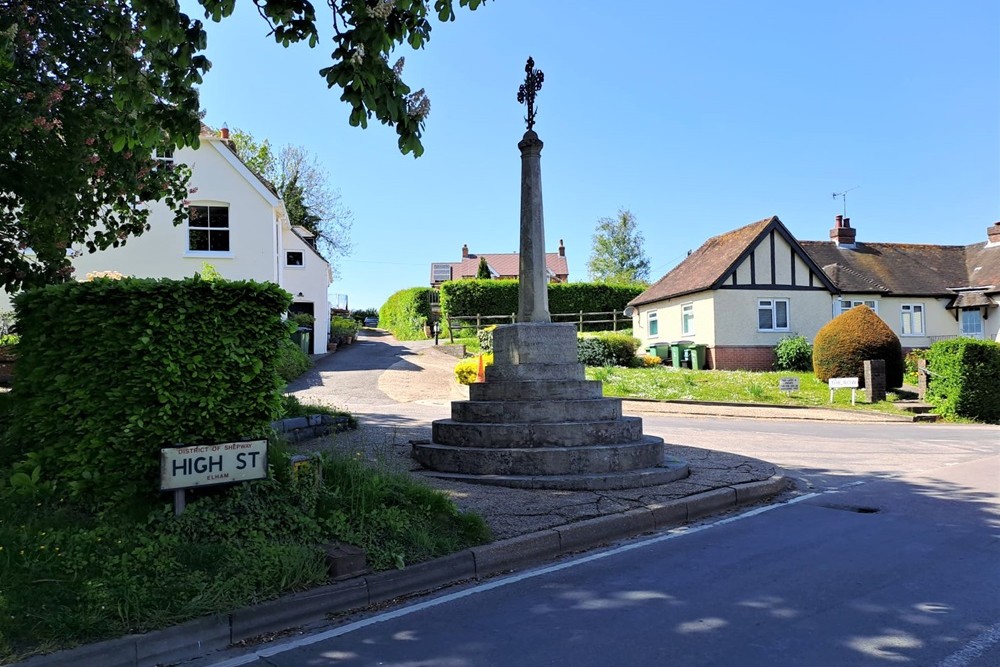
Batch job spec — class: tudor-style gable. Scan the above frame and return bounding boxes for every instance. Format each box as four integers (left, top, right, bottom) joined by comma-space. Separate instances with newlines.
629, 216, 835, 307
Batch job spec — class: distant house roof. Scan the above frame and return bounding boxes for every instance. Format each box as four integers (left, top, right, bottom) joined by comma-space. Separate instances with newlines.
629, 216, 1000, 307
431, 242, 569, 284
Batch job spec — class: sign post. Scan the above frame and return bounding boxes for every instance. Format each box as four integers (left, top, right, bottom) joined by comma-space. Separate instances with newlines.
161, 440, 268, 515
828, 377, 859, 405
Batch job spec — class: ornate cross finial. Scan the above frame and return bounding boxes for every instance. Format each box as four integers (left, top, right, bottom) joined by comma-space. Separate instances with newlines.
517, 56, 544, 131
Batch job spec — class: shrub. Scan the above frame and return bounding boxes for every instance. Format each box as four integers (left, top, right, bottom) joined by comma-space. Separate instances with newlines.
926, 338, 1000, 422
276, 338, 311, 382
288, 312, 315, 327
454, 354, 494, 384
330, 316, 359, 340
578, 333, 640, 367
774, 334, 813, 371
813, 306, 903, 387
638, 354, 663, 367
478, 325, 496, 354
10, 276, 291, 512
379, 287, 432, 340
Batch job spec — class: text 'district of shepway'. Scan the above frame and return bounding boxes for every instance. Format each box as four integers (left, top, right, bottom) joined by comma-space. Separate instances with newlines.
160, 440, 268, 491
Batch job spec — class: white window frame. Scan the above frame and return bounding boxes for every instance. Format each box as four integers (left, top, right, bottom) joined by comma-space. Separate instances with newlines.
186, 203, 232, 257
837, 299, 878, 316
285, 250, 305, 268
758, 298, 790, 332
431, 263, 452, 283
647, 310, 659, 338
681, 302, 694, 336
900, 303, 925, 336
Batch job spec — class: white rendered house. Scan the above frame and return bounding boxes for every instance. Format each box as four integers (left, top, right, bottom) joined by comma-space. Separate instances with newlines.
3, 127, 332, 352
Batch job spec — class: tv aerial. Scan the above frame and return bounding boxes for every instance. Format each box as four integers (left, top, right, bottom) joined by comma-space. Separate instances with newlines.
832, 186, 859, 217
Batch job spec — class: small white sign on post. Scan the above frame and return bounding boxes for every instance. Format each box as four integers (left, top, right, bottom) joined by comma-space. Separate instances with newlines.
779, 377, 800, 393
828, 377, 859, 405
160, 440, 268, 491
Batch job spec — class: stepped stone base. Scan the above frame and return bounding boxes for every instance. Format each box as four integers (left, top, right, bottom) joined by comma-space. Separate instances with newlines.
412, 323, 686, 490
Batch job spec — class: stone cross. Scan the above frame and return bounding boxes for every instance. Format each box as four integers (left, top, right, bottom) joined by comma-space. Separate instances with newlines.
516, 57, 550, 323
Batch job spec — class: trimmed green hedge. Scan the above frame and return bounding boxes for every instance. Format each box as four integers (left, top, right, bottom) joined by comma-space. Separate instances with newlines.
10, 277, 291, 511
926, 338, 1000, 422
577, 333, 641, 367
379, 287, 432, 340
440, 280, 644, 319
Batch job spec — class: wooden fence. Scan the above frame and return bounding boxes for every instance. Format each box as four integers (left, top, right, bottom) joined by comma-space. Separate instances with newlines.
445, 310, 630, 342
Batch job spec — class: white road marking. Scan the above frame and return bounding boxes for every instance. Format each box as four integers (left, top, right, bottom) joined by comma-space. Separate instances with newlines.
204, 483, 861, 667
936, 621, 1000, 667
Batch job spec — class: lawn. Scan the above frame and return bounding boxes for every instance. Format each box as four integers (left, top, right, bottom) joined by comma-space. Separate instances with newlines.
586, 366, 912, 415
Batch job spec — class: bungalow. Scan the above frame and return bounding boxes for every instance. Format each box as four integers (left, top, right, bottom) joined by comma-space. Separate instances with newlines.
629, 216, 1000, 370
1, 126, 333, 353
430, 241, 569, 286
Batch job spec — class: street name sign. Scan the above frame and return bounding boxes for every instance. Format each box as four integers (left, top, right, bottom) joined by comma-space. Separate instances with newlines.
160, 440, 268, 491
828, 377, 859, 405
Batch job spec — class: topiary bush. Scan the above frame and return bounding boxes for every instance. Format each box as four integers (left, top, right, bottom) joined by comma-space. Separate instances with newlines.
774, 334, 813, 371
926, 338, 1000, 422
577, 333, 640, 367
812, 305, 903, 387
10, 277, 291, 512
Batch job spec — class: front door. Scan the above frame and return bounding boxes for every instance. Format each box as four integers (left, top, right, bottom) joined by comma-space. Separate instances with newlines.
960, 308, 984, 339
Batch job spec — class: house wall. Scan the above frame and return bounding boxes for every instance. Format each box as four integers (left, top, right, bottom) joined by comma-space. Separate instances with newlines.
632, 291, 717, 351
281, 228, 331, 353
706, 289, 831, 370
713, 289, 832, 345
72, 142, 277, 283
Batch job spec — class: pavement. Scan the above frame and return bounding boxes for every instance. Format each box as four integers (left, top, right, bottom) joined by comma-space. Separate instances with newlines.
19, 331, 920, 667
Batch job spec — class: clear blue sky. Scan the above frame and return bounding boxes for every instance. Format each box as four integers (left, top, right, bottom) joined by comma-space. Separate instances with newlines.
186, 0, 999, 310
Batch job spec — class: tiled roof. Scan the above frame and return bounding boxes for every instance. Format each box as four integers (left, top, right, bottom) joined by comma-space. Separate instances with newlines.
433, 252, 569, 282
628, 217, 776, 305
801, 241, 972, 295
631, 217, 1000, 306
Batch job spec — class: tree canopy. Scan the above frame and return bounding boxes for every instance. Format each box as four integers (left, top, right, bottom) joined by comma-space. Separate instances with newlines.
586, 209, 652, 286
1, 0, 485, 289
230, 128, 353, 276
476, 255, 491, 279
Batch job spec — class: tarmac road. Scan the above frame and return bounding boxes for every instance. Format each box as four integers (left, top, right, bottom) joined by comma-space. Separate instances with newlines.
221, 331, 1000, 667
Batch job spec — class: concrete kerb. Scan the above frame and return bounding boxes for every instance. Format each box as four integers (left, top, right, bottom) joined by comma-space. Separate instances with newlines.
15, 475, 788, 667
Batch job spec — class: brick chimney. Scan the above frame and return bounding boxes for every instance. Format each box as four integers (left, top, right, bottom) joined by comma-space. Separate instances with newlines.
988, 222, 1000, 246
558, 239, 565, 257
220, 123, 230, 140
461, 243, 469, 258
830, 214, 856, 247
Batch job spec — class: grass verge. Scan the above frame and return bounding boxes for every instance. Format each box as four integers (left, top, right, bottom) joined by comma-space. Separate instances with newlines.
0, 405, 490, 662
586, 367, 912, 414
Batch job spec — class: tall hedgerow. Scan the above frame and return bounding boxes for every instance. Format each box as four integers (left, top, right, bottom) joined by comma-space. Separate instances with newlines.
10, 277, 291, 511
812, 305, 903, 387
926, 338, 1000, 422
378, 287, 432, 340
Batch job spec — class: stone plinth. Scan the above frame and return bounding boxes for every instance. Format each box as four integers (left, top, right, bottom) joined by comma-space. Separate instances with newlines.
412, 323, 686, 490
